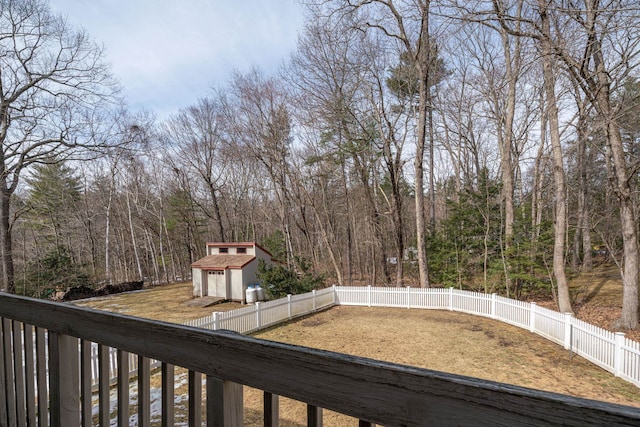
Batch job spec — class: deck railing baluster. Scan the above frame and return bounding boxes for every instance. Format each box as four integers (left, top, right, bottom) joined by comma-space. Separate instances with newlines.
0, 317, 8, 426
35, 327, 47, 427
162, 362, 175, 426
12, 320, 26, 424
117, 350, 130, 426
264, 391, 279, 427
23, 324, 36, 427
188, 370, 203, 427
137, 356, 151, 427
98, 344, 110, 426
307, 404, 322, 427
2, 317, 17, 426
80, 340, 92, 427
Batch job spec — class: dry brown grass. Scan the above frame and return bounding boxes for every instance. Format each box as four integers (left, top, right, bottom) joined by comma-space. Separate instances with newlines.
76, 278, 640, 426
72, 282, 242, 323
246, 306, 640, 426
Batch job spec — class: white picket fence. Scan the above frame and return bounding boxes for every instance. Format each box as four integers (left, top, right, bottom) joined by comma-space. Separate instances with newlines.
87, 288, 336, 387
94, 285, 640, 389
335, 286, 640, 388
183, 287, 336, 333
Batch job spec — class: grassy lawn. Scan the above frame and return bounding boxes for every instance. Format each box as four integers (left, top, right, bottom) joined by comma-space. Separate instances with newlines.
75, 279, 640, 426
72, 282, 242, 323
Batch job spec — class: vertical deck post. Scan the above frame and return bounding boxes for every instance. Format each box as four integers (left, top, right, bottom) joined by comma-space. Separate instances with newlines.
49, 332, 80, 427
207, 377, 243, 427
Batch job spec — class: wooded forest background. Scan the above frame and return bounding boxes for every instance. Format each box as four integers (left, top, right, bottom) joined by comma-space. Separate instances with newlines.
2, 1, 639, 327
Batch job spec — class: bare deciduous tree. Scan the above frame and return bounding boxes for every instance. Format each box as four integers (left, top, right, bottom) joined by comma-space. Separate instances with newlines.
163, 98, 227, 242
0, 0, 120, 292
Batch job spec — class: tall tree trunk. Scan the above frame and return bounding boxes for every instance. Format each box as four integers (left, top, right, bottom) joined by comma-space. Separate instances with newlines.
573, 98, 593, 272
531, 92, 547, 243
342, 162, 353, 286
539, 2, 572, 313
415, 2, 432, 288
0, 183, 14, 293
607, 120, 638, 329
498, 24, 519, 294
428, 96, 436, 234
126, 190, 143, 281
588, 15, 637, 329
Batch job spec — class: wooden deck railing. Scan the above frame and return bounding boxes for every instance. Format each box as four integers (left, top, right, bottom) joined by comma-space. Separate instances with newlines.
2, 293, 640, 426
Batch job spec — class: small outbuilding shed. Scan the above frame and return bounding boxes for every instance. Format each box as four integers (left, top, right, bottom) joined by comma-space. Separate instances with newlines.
191, 242, 274, 302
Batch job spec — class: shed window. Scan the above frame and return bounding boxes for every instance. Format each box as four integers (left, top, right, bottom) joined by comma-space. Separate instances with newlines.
237, 247, 247, 254
219, 247, 228, 253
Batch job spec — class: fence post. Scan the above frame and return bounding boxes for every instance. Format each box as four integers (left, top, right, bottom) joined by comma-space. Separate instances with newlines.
491, 293, 497, 320
287, 295, 292, 319
614, 332, 625, 377
332, 284, 337, 305
563, 312, 573, 350
448, 287, 453, 311
312, 290, 317, 311
529, 303, 537, 332
213, 312, 219, 331
367, 285, 372, 307
407, 286, 411, 309
256, 302, 262, 330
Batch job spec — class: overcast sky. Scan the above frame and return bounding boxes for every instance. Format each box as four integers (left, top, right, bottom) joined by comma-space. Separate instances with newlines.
48, 0, 305, 120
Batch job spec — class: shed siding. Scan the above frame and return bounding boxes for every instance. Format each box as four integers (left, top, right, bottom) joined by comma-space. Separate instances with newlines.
192, 242, 274, 301
192, 268, 202, 297
230, 268, 244, 301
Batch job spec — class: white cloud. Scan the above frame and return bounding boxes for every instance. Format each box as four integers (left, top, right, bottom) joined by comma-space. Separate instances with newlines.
48, 0, 304, 118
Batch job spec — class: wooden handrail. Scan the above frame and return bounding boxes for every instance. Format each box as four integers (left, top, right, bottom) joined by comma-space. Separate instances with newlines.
1, 293, 640, 426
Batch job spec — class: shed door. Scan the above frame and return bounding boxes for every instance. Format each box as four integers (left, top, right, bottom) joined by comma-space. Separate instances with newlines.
207, 271, 225, 298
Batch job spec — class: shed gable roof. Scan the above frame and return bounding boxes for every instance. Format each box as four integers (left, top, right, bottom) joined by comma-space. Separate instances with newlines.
191, 254, 255, 270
